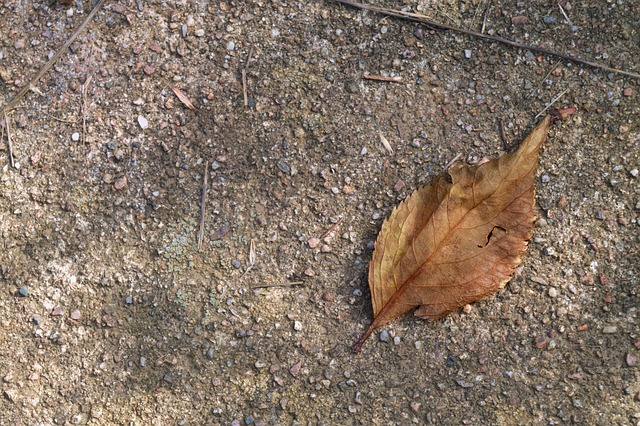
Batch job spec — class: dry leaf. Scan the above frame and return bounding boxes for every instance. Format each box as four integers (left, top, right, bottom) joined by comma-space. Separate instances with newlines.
171, 86, 196, 110
353, 111, 574, 352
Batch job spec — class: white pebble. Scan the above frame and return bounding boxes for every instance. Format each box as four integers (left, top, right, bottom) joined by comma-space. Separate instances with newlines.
271, 28, 280, 37
630, 169, 639, 177
66, 8, 73, 17
195, 29, 205, 37
293, 321, 302, 331
548, 287, 558, 298
379, 330, 390, 342
137, 115, 149, 129
393, 336, 401, 345
71, 132, 80, 141
226, 41, 235, 51
465, 49, 472, 59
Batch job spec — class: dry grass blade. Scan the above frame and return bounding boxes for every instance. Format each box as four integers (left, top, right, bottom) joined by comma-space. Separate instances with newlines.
171, 87, 196, 110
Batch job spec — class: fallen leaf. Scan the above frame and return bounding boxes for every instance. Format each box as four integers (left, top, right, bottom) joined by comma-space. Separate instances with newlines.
353, 111, 574, 352
171, 86, 196, 110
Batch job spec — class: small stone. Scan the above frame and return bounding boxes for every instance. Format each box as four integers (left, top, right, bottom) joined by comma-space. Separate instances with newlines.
18, 286, 29, 297
140, 357, 146, 367
411, 401, 421, 413
464, 49, 472, 59
226, 41, 235, 51
393, 336, 401, 345
255, 361, 266, 369
137, 115, 149, 129
307, 237, 320, 248
626, 353, 638, 367
548, 287, 558, 298
289, 361, 302, 377
71, 132, 80, 141
511, 15, 529, 25
543, 16, 557, 24
534, 336, 548, 349
623, 88, 633, 97
320, 244, 332, 253
304, 267, 315, 277
32, 317, 41, 325
195, 29, 205, 37
602, 325, 617, 334
125, 296, 133, 304
414, 341, 422, 350
52, 307, 64, 316
114, 176, 127, 190
232, 259, 241, 268
379, 330, 390, 342
293, 321, 302, 331
630, 169, 639, 177
70, 309, 81, 320
322, 292, 334, 302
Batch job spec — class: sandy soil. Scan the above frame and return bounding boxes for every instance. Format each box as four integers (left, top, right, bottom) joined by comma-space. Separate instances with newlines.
0, 0, 638, 424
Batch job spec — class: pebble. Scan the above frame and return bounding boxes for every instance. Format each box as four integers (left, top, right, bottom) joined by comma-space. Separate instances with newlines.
464, 49, 472, 59
71, 132, 80, 141
195, 29, 205, 37
626, 353, 638, 367
602, 325, 617, 334
140, 357, 146, 367
630, 169, 638, 177
32, 316, 41, 325
304, 267, 315, 277
226, 41, 235, 51
232, 259, 241, 268
106, 141, 116, 150
18, 286, 29, 297
114, 176, 127, 190
307, 237, 320, 248
379, 330, 390, 342
543, 16, 557, 24
277, 160, 290, 173
66, 8, 73, 17
548, 287, 558, 298
293, 321, 302, 331
289, 361, 302, 377
125, 296, 133, 304
393, 336, 401, 345
372, 212, 381, 220
137, 115, 149, 129
70, 309, 81, 320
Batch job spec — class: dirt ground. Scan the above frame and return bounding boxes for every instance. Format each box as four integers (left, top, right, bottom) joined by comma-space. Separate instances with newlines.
0, 0, 638, 424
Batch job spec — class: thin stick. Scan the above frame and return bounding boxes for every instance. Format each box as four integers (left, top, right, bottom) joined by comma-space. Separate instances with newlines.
320, 215, 344, 239
4, 112, 14, 168
81, 74, 92, 145
363, 74, 403, 83
481, 0, 493, 34
334, 0, 640, 80
443, 153, 462, 170
242, 46, 254, 107
558, 3, 572, 25
528, 60, 561, 98
535, 88, 569, 119
1, 0, 109, 113
197, 161, 208, 251
251, 281, 304, 289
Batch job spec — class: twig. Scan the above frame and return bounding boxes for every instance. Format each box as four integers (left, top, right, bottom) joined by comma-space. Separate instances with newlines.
4, 112, 14, 168
333, 0, 640, 80
251, 281, 304, 289
1, 0, 109, 113
81, 74, 92, 145
443, 153, 462, 170
320, 216, 344, 239
481, 0, 493, 34
242, 46, 254, 107
363, 74, 402, 82
535, 88, 569, 119
557, 3, 572, 25
528, 60, 561, 98
197, 161, 208, 251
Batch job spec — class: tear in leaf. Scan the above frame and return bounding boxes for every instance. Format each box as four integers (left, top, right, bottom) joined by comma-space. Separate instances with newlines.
354, 111, 575, 352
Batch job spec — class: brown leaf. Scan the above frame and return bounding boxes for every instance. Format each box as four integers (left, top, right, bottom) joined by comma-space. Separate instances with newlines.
171, 86, 196, 110
354, 113, 571, 352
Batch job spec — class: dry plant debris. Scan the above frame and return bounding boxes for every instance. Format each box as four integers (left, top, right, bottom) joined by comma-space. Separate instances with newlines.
354, 109, 576, 352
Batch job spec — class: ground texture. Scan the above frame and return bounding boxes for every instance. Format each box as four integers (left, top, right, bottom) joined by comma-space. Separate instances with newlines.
0, 0, 638, 424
